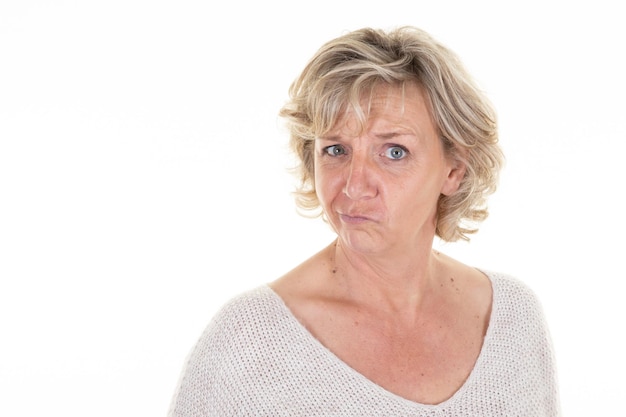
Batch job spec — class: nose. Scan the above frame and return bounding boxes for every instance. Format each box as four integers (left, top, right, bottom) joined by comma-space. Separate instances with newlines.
343, 151, 377, 200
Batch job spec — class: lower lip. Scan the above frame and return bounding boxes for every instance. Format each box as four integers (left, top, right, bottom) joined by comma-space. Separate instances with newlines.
339, 214, 370, 224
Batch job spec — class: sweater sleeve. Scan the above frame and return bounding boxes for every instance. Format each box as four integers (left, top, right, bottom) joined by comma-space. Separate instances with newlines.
167, 287, 303, 417
167, 306, 231, 417
487, 273, 561, 416
167, 290, 264, 417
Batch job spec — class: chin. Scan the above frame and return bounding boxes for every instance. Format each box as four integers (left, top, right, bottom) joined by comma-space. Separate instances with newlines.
337, 230, 388, 255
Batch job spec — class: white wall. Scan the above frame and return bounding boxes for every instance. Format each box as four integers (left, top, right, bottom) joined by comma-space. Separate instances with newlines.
1, 1, 624, 416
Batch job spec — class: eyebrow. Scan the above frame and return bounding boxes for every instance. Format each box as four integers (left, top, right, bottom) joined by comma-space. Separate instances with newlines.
316, 134, 341, 142
373, 130, 414, 140
317, 129, 416, 142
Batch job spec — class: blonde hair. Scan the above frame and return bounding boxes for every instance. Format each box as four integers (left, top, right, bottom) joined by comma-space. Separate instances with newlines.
279, 26, 504, 242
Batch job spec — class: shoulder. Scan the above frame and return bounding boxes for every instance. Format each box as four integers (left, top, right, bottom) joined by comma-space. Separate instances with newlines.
483, 270, 546, 316
168, 286, 294, 417
210, 285, 284, 329
479, 270, 557, 370
190, 286, 290, 361
477, 270, 561, 414
481, 270, 551, 334
483, 271, 557, 371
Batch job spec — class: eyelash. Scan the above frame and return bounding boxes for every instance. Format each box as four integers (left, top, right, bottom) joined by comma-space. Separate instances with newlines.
323, 145, 347, 156
322, 144, 409, 160
384, 145, 408, 160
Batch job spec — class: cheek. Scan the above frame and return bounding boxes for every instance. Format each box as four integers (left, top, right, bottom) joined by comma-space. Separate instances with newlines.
393, 171, 445, 207
314, 162, 345, 208
313, 160, 328, 198
314, 169, 334, 203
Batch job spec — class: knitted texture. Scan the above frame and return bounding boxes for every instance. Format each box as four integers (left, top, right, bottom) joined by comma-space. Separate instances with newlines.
168, 272, 560, 416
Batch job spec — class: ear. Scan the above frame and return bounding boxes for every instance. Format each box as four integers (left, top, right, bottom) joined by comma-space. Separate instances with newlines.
441, 157, 466, 196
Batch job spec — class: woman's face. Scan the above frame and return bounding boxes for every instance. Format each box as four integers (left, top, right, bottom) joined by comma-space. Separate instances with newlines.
314, 82, 465, 255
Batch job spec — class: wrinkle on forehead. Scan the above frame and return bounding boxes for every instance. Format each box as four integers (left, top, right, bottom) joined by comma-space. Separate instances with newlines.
324, 81, 425, 139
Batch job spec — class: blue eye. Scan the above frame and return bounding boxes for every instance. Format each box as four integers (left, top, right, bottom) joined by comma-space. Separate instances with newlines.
324, 145, 347, 156
385, 146, 407, 160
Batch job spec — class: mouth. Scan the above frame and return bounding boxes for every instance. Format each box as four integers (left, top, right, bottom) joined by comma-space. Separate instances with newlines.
339, 213, 372, 224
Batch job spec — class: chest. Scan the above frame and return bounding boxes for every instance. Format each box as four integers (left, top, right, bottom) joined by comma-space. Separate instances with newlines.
304, 305, 487, 404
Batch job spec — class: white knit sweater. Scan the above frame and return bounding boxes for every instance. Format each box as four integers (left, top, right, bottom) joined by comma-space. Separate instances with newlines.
168, 272, 560, 416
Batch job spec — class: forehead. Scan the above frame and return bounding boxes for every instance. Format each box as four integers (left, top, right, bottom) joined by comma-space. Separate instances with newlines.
329, 81, 437, 136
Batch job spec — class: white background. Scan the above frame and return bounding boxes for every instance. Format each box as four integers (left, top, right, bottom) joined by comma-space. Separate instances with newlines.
1, 1, 624, 416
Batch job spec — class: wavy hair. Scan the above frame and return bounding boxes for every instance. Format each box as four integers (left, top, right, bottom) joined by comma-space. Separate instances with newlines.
279, 26, 504, 242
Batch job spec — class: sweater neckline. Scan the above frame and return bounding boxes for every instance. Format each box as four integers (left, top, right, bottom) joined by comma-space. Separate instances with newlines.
262, 269, 500, 410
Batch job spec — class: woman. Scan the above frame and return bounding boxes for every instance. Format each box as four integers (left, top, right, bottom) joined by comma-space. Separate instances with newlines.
168, 26, 560, 416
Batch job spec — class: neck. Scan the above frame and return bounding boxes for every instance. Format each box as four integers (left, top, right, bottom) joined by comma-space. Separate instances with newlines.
329, 238, 442, 313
